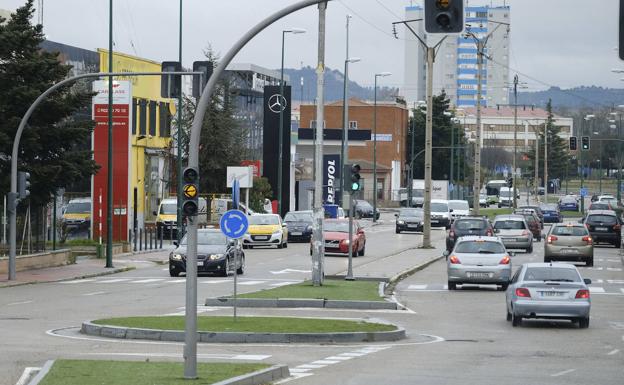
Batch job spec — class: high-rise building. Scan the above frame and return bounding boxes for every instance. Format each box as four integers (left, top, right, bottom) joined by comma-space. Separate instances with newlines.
403, 4, 510, 108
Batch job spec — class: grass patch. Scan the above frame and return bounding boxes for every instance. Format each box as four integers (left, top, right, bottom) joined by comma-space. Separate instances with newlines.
478, 207, 513, 220
92, 315, 396, 333
38, 359, 268, 385
239, 279, 383, 301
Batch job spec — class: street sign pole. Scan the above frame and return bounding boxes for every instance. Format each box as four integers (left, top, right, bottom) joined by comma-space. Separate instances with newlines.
220, 209, 249, 322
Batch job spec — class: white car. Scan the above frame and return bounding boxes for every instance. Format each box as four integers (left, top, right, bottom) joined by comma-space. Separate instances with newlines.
448, 200, 470, 221
430, 199, 452, 229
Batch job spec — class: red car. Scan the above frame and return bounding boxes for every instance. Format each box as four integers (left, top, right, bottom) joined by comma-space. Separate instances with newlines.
311, 219, 366, 256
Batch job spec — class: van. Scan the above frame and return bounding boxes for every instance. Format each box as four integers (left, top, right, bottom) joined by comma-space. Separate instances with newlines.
498, 187, 514, 207
154, 197, 208, 237
61, 198, 91, 233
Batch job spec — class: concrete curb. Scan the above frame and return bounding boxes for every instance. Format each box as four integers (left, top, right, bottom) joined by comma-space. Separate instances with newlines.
81, 321, 406, 343
204, 297, 398, 310
212, 365, 290, 385
26, 360, 54, 385
0, 266, 135, 289
384, 255, 445, 296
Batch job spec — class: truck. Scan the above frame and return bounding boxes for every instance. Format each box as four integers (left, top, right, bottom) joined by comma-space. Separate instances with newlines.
401, 180, 449, 206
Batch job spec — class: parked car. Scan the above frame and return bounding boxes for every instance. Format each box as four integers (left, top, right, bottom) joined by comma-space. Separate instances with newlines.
446, 216, 494, 252
169, 229, 244, 277
242, 214, 288, 249
448, 200, 470, 221
395, 207, 424, 233
539, 203, 562, 223
559, 195, 580, 212
583, 210, 621, 247
505, 263, 591, 328
353, 199, 380, 220
284, 210, 313, 242
545, 222, 594, 266
316, 218, 366, 256
493, 214, 534, 253
518, 205, 544, 228
430, 199, 452, 229
445, 236, 512, 291
514, 209, 542, 242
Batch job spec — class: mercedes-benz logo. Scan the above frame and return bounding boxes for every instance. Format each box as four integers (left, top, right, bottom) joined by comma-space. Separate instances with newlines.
268, 94, 287, 113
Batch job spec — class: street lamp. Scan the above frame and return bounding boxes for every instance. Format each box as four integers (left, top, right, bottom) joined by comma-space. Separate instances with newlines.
373, 71, 391, 223
278, 28, 306, 217
341, 56, 360, 205
613, 107, 624, 202
580, 114, 595, 212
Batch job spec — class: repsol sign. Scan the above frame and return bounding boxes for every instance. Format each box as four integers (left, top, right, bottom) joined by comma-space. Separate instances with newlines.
323, 154, 341, 205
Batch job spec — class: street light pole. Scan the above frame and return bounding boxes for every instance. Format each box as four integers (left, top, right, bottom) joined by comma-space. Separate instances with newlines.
341, 15, 351, 206
176, 0, 183, 244
513, 75, 518, 209
373, 72, 391, 223
106, 0, 114, 269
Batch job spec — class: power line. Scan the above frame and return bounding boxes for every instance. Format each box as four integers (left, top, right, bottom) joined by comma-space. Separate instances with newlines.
337, 0, 410, 41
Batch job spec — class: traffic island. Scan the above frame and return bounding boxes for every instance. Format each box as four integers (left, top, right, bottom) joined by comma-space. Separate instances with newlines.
81, 315, 406, 343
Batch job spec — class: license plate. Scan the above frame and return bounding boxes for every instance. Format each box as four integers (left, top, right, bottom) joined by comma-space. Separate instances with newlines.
408, 224, 418, 228
560, 248, 578, 254
596, 227, 608, 231
468, 272, 492, 279
197, 261, 204, 266
540, 291, 565, 297
255, 236, 268, 240
291, 232, 302, 236
431, 220, 438, 223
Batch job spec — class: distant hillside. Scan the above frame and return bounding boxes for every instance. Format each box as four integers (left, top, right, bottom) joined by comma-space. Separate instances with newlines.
516, 86, 624, 109
283, 66, 398, 103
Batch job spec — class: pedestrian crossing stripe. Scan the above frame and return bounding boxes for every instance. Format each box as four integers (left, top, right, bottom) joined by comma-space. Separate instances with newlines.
589, 287, 605, 293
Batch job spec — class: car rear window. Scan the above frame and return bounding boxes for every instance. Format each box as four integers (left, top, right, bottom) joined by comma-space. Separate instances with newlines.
587, 215, 617, 225
494, 220, 526, 230
589, 204, 609, 210
523, 267, 581, 282
551, 226, 588, 236
455, 241, 505, 254
455, 219, 487, 230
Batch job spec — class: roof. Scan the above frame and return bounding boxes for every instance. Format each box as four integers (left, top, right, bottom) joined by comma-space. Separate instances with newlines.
586, 210, 617, 215
457, 106, 568, 120
349, 159, 392, 172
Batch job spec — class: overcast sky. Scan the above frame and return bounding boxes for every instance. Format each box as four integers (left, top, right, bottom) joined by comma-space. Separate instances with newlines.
1, 0, 622, 92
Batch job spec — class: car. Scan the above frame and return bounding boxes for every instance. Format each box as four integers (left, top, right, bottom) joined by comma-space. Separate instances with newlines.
61, 197, 92, 235
448, 200, 470, 221
559, 195, 580, 212
479, 194, 488, 208
505, 263, 592, 328
430, 199, 452, 229
597, 194, 616, 202
169, 229, 244, 277
316, 218, 366, 256
583, 210, 621, 247
284, 210, 313, 242
242, 214, 288, 249
395, 207, 424, 233
493, 214, 534, 253
513, 209, 542, 242
445, 236, 512, 291
353, 199, 380, 220
498, 187, 515, 208
537, 187, 545, 195
544, 222, 594, 266
539, 203, 561, 223
445, 216, 494, 252
587, 202, 613, 211
518, 205, 544, 228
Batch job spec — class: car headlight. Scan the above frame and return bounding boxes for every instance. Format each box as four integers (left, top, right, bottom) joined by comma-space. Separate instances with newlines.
273, 230, 282, 235
306, 225, 313, 231
398, 220, 405, 225
170, 253, 183, 261
341, 239, 350, 245
208, 254, 224, 260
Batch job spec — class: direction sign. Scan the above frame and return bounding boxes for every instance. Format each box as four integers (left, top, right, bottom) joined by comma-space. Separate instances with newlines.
220, 209, 248, 239
580, 187, 588, 197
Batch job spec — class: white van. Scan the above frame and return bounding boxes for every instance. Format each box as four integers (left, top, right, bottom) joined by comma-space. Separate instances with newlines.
498, 187, 514, 207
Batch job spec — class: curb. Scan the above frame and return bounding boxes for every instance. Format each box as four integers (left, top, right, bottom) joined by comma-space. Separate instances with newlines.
204, 297, 399, 310
81, 321, 406, 343
384, 255, 445, 296
0, 266, 135, 289
26, 360, 54, 385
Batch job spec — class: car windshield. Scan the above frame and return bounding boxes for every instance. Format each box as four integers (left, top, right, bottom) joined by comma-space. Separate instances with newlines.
181, 231, 226, 246
323, 221, 350, 233
449, 201, 469, 210
587, 215, 617, 225
284, 212, 312, 222
500, 190, 513, 197
541, 204, 558, 211
589, 203, 610, 210
603, 199, 618, 206
551, 226, 588, 236
560, 197, 577, 204
455, 241, 505, 254
455, 219, 487, 230
431, 202, 448, 212
248, 215, 280, 225
64, 202, 90, 214
494, 220, 525, 230
523, 267, 581, 282
400, 208, 423, 218
356, 201, 373, 210
159, 203, 177, 214
519, 206, 540, 213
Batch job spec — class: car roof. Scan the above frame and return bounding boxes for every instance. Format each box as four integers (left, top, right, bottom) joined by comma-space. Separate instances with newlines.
68, 198, 91, 203
431, 199, 448, 203
456, 236, 501, 242
448, 200, 468, 203
522, 262, 578, 270
252, 213, 280, 218
455, 216, 488, 220
286, 210, 312, 214
324, 218, 350, 222
586, 210, 617, 215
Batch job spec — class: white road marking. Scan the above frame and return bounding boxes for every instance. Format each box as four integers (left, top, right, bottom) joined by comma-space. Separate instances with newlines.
16, 367, 41, 385
339, 352, 367, 357
324, 355, 354, 361
312, 360, 340, 365
237, 280, 265, 286
168, 279, 186, 283
551, 369, 576, 377
295, 364, 326, 369
60, 279, 95, 284
98, 279, 131, 283
270, 281, 300, 287
270, 269, 311, 275
288, 368, 312, 373
607, 349, 620, 355
595, 279, 604, 284
587, 267, 604, 271
621, 288, 624, 294
201, 280, 230, 284
408, 284, 428, 290
7, 300, 34, 306
607, 280, 624, 284
589, 287, 606, 293
606, 267, 623, 272
83, 291, 106, 296
82, 352, 270, 360
132, 279, 165, 283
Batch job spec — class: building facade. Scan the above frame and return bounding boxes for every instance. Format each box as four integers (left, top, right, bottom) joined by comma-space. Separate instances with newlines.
403, 4, 511, 108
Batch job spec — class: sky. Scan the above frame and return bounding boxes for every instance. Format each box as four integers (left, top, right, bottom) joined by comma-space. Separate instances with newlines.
0, 0, 622, 93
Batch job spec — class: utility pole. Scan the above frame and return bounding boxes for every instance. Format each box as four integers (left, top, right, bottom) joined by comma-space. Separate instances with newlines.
408, 102, 416, 206
176, 0, 184, 244
544, 120, 548, 203
341, 14, 354, 207
106, 0, 114, 269
513, 75, 518, 209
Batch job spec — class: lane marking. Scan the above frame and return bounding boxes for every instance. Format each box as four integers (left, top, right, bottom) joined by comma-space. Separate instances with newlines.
237, 280, 265, 286
168, 279, 186, 283
60, 279, 95, 284
607, 268, 623, 272
551, 369, 576, 377
83, 291, 106, 296
201, 280, 230, 284
7, 300, 34, 306
288, 369, 311, 373
312, 360, 340, 365
295, 364, 326, 369
16, 367, 41, 385
98, 279, 131, 283
407, 284, 428, 290
621, 288, 624, 294
132, 279, 165, 283
589, 287, 606, 293
607, 280, 624, 284
607, 349, 620, 355
339, 352, 367, 357
325, 355, 353, 361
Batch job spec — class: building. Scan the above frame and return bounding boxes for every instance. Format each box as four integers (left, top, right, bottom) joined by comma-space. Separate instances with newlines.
298, 99, 408, 207
403, 4, 511, 108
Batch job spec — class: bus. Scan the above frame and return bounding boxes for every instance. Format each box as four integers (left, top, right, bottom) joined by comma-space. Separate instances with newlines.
485, 180, 508, 205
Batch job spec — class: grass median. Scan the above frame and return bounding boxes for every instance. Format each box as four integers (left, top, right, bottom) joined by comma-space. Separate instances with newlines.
238, 279, 384, 301
479, 207, 513, 220
92, 315, 397, 333
38, 359, 268, 385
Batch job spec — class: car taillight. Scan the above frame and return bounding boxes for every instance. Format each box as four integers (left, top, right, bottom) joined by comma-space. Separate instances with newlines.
449, 230, 455, 239
515, 288, 531, 298
547, 235, 558, 244
582, 236, 592, 245
575, 289, 590, 299
499, 255, 511, 265
486, 229, 493, 236
449, 255, 461, 264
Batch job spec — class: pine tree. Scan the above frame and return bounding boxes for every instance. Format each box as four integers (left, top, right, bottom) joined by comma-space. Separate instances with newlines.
527, 99, 570, 182
0, 0, 98, 207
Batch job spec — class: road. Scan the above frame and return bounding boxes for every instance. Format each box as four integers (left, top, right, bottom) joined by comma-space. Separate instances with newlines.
2, 212, 623, 385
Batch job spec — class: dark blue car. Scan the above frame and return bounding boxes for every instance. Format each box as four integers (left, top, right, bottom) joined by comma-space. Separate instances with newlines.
284, 210, 314, 242
540, 203, 561, 223
558, 196, 579, 212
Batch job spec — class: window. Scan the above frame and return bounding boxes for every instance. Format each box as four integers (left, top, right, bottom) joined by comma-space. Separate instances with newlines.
476, 11, 487, 18
159, 102, 171, 137
149, 101, 157, 136
310, 120, 326, 129
138, 99, 147, 136
131, 98, 138, 135
349, 121, 358, 129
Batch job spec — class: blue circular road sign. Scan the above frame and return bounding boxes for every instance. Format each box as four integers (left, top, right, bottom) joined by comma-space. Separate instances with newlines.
220, 209, 249, 239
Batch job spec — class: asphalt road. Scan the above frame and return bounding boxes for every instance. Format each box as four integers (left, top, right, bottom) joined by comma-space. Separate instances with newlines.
2, 213, 623, 385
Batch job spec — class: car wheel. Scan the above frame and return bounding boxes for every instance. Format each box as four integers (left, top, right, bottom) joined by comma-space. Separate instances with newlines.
448, 281, 457, 290
544, 257, 551, 263
236, 257, 245, 275
396, 227, 401, 234
309, 248, 312, 256
512, 313, 522, 327
527, 244, 533, 253
283, 241, 288, 249
586, 257, 594, 267
221, 258, 230, 277
500, 283, 509, 291
169, 268, 179, 277
506, 308, 512, 322
578, 317, 590, 329
358, 244, 365, 256
277, 241, 283, 249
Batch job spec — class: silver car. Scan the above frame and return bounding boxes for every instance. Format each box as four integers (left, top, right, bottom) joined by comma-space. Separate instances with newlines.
506, 263, 591, 328
445, 236, 512, 291
493, 214, 533, 253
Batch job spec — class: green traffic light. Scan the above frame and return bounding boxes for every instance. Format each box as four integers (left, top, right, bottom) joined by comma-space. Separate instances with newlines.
351, 182, 360, 191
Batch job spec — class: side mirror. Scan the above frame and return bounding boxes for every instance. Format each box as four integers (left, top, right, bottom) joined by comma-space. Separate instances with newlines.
449, 209, 454, 213
173, 241, 179, 247
584, 278, 592, 285
152, 211, 157, 216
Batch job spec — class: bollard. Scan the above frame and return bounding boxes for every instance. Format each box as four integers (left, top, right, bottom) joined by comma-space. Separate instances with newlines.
144, 227, 148, 250
133, 228, 137, 252
149, 228, 153, 250
139, 228, 143, 251
159, 227, 163, 249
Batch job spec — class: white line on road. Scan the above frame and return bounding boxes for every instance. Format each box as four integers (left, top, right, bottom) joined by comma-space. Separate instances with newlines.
201, 280, 230, 284
7, 300, 34, 306
237, 280, 265, 285
131, 279, 165, 283
288, 368, 312, 373
168, 279, 186, 283
60, 279, 95, 284
621, 288, 624, 294
407, 284, 428, 290
607, 267, 623, 272
589, 287, 606, 293
551, 369, 576, 377
312, 360, 340, 365
295, 364, 326, 369
98, 279, 131, 283
15, 367, 41, 385
324, 356, 354, 361
83, 291, 106, 296
607, 349, 620, 355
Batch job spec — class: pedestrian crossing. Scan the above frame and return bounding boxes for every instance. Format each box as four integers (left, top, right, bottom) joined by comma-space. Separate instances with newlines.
60, 277, 302, 287
402, 283, 624, 295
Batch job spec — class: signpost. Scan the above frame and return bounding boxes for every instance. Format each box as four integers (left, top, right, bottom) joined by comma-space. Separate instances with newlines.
580, 187, 588, 197
220, 209, 248, 320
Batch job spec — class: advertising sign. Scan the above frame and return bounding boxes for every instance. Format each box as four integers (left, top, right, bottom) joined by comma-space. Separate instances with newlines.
322, 154, 341, 205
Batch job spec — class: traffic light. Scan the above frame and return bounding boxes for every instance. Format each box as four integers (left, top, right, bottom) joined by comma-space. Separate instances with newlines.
569, 136, 578, 151
181, 167, 199, 216
581, 136, 590, 151
160, 61, 182, 98
350, 164, 361, 192
424, 0, 464, 34
192, 61, 213, 99
18, 171, 30, 200
507, 177, 512, 188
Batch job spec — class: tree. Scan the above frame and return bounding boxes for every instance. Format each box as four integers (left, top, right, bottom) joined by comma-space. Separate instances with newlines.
248, 177, 272, 213
527, 99, 570, 182
0, 0, 98, 207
